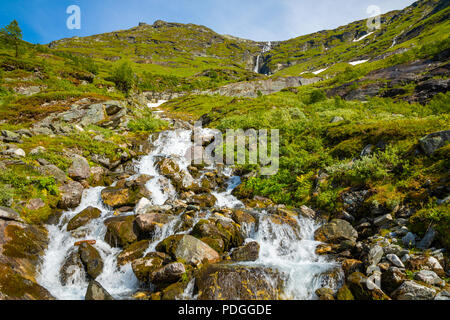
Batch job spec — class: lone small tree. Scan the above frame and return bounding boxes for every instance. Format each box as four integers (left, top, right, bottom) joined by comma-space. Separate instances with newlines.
1, 20, 23, 58
109, 61, 134, 95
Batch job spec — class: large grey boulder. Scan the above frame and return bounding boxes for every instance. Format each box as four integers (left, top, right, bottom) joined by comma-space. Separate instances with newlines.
58, 181, 84, 209
392, 280, 437, 300
68, 155, 90, 181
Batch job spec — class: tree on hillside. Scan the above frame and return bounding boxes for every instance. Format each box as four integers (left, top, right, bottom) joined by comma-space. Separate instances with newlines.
0, 20, 23, 58
109, 61, 135, 95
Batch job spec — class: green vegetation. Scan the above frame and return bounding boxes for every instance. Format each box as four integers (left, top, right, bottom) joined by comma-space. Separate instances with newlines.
0, 20, 22, 58
164, 89, 449, 225
127, 109, 168, 133
108, 61, 135, 94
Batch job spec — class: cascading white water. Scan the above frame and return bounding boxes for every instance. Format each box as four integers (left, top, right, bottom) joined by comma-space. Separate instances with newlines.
37, 101, 340, 300
243, 212, 342, 299
254, 55, 261, 73
36, 187, 139, 300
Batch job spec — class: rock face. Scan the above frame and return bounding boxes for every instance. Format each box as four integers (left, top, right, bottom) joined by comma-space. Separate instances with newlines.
68, 155, 90, 181
0, 219, 54, 300
85, 280, 114, 300
104, 215, 138, 248
314, 219, 358, 244
156, 234, 220, 267
419, 130, 450, 155
206, 77, 322, 98
58, 181, 84, 209
391, 281, 437, 300
67, 207, 102, 231
196, 263, 283, 300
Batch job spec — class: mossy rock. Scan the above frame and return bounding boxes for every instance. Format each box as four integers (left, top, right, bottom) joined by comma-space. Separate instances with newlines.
190, 218, 244, 253
0, 263, 55, 300
131, 256, 164, 283
104, 215, 138, 248
78, 243, 104, 279
336, 284, 355, 300
346, 272, 390, 300
67, 206, 102, 231
161, 281, 188, 300
117, 240, 150, 266
196, 263, 284, 300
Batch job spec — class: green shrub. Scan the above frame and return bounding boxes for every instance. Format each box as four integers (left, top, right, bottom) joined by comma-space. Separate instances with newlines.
108, 61, 134, 94
309, 89, 326, 104
127, 110, 167, 133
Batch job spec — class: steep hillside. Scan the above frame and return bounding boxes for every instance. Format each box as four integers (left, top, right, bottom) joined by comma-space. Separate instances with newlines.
261, 0, 449, 76
50, 20, 263, 77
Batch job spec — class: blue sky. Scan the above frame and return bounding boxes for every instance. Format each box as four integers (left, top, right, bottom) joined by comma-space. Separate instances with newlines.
0, 0, 416, 44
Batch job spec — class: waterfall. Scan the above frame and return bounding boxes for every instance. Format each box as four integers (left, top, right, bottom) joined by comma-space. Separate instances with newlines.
253, 41, 272, 74
36, 100, 340, 300
254, 55, 261, 73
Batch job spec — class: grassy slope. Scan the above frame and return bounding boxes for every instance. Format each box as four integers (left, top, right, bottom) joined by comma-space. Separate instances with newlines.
267, 0, 450, 76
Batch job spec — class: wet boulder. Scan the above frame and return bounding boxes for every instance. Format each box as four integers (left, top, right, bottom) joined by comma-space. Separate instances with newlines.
78, 243, 104, 279
60, 249, 88, 286
0, 220, 54, 300
104, 215, 138, 248
157, 157, 180, 176
316, 287, 335, 300
156, 234, 220, 267
85, 280, 114, 300
190, 218, 245, 253
101, 175, 151, 209
187, 193, 217, 208
67, 207, 102, 231
151, 262, 186, 288
131, 256, 165, 283
68, 155, 90, 181
58, 181, 84, 209
230, 241, 260, 262
117, 240, 150, 266
196, 263, 284, 300
135, 211, 176, 240
314, 219, 358, 244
